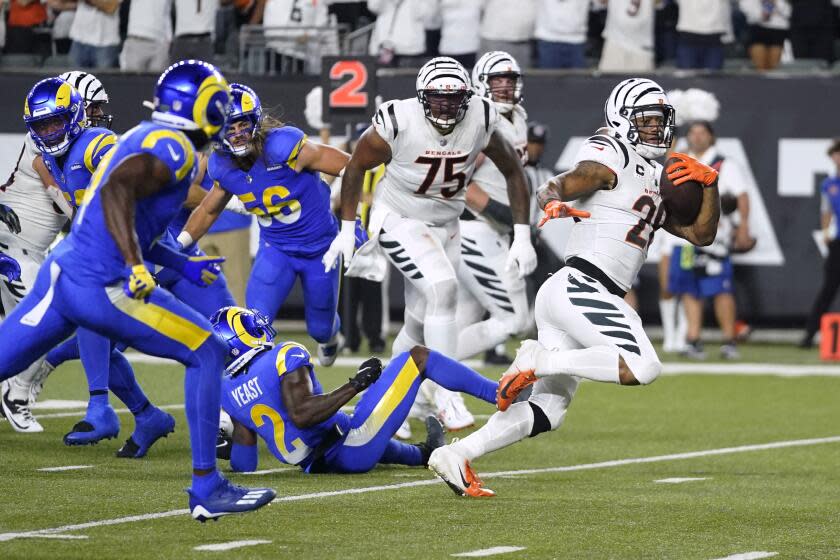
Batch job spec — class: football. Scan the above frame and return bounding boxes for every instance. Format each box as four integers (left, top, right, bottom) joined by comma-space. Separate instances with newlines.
659, 157, 703, 226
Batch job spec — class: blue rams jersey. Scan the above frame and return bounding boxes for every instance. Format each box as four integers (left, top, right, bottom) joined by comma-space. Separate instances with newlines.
42, 127, 116, 209
221, 341, 350, 466
208, 126, 337, 256
58, 121, 198, 284
822, 176, 840, 240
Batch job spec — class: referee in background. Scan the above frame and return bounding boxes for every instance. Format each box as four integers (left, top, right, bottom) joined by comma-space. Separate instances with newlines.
801, 139, 840, 348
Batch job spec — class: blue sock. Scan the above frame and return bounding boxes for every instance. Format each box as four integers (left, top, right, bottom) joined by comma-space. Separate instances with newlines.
46, 336, 80, 368
191, 469, 223, 498
184, 339, 224, 471
77, 329, 111, 397
379, 439, 422, 466
108, 350, 151, 415
423, 350, 497, 404
88, 390, 109, 407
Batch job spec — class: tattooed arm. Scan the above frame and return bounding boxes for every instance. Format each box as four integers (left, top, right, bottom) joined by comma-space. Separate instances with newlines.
536, 160, 616, 210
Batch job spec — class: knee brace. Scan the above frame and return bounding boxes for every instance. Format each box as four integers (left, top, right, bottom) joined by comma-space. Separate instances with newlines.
528, 392, 570, 435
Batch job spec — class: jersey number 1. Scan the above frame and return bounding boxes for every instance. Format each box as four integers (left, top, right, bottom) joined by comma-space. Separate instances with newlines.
415, 155, 469, 198
625, 195, 666, 249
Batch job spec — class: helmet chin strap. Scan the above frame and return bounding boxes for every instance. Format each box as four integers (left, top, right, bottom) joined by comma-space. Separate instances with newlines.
225, 344, 273, 377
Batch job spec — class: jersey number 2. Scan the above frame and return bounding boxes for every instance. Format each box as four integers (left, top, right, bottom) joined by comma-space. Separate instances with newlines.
250, 404, 311, 464
415, 155, 469, 198
625, 195, 666, 249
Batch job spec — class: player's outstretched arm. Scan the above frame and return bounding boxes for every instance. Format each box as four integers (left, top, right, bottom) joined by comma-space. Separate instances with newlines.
322, 127, 391, 271
483, 130, 530, 226
32, 154, 74, 219
281, 358, 382, 429
536, 161, 616, 209
101, 153, 172, 267
178, 182, 233, 248
662, 154, 720, 247
280, 366, 358, 428
292, 141, 351, 176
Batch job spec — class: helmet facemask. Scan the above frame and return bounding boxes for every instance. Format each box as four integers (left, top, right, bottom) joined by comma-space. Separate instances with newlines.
213, 307, 277, 376
483, 72, 522, 114
86, 101, 113, 129
27, 112, 80, 156
418, 90, 472, 133
222, 114, 258, 157
622, 104, 675, 159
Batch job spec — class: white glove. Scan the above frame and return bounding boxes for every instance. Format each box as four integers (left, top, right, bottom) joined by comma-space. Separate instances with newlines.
322, 219, 356, 272
505, 224, 538, 279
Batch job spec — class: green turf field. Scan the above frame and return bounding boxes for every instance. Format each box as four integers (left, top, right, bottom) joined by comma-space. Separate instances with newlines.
1, 338, 838, 559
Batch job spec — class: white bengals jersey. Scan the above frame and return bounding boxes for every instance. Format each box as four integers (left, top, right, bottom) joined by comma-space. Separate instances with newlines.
602, 0, 655, 52
372, 96, 499, 226
563, 130, 665, 292
468, 104, 528, 231
0, 134, 66, 254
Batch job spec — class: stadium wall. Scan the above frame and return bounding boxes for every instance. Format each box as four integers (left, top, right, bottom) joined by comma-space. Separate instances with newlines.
0, 71, 834, 325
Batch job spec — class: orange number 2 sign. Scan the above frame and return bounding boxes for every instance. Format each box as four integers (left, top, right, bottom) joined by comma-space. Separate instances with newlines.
329, 60, 369, 108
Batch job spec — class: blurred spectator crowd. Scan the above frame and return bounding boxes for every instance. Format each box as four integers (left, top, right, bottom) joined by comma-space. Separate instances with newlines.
1, 0, 840, 73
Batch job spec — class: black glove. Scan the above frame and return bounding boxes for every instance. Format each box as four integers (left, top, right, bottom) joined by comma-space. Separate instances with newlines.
0, 204, 20, 235
349, 357, 383, 391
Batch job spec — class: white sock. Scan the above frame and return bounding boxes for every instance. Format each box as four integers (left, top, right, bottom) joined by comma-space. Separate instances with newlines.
675, 301, 688, 351
659, 298, 677, 350
456, 317, 509, 360
535, 345, 620, 384
449, 401, 534, 462
424, 315, 458, 357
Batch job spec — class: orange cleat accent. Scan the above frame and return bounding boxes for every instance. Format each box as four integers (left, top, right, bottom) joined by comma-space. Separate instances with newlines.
496, 369, 537, 412
462, 461, 496, 498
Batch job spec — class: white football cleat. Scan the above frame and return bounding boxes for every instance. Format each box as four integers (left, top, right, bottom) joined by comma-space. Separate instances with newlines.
1, 380, 44, 433
395, 419, 412, 440
437, 391, 474, 432
317, 332, 344, 367
428, 446, 495, 498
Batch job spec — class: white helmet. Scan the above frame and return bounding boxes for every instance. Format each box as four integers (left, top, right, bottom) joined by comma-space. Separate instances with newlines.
58, 71, 112, 129
472, 51, 522, 114
604, 78, 675, 159
415, 57, 472, 132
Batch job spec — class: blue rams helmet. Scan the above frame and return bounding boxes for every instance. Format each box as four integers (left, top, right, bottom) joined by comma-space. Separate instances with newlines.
150, 60, 231, 147
220, 83, 262, 157
23, 77, 86, 157
210, 306, 276, 375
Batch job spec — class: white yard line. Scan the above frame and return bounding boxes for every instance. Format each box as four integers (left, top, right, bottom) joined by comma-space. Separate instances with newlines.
1, 435, 836, 542
120, 352, 840, 376
193, 540, 272, 552
16, 534, 88, 540
35, 404, 185, 420
451, 546, 527, 557
711, 552, 778, 560
655, 477, 709, 484
37, 465, 93, 473
31, 400, 89, 410
239, 467, 296, 475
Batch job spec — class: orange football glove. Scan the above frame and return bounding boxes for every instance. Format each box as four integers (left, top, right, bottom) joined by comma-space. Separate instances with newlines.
537, 200, 591, 228
666, 152, 718, 187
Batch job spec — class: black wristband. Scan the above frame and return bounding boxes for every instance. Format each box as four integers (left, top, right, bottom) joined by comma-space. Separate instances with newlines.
481, 198, 514, 228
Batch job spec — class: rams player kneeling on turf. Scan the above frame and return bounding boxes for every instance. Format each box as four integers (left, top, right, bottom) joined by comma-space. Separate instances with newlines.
212, 306, 500, 474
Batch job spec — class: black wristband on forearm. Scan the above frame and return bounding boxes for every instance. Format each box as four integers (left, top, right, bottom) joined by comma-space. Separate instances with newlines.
481, 198, 514, 228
